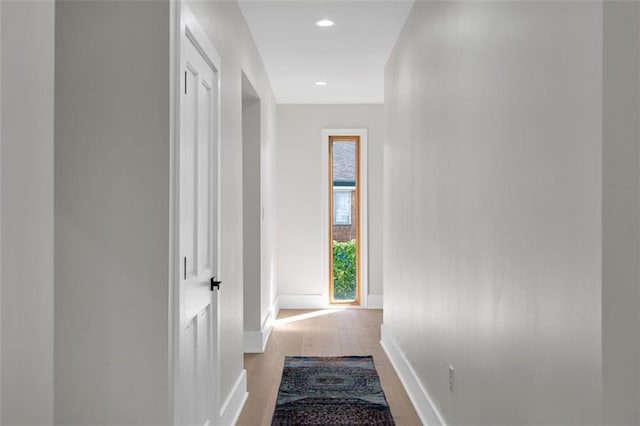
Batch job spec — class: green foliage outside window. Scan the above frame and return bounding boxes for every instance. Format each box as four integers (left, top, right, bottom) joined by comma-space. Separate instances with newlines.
333, 239, 356, 300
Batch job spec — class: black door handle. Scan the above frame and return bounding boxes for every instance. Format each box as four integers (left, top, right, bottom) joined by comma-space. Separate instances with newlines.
210, 277, 222, 291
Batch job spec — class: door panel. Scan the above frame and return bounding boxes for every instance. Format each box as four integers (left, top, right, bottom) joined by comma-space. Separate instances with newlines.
196, 306, 213, 424
181, 66, 197, 280
197, 80, 212, 272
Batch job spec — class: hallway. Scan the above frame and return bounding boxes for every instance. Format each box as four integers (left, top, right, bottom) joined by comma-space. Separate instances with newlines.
238, 309, 420, 425
1, 0, 639, 424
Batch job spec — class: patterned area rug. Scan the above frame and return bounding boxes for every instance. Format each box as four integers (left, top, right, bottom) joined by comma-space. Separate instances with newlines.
271, 356, 395, 425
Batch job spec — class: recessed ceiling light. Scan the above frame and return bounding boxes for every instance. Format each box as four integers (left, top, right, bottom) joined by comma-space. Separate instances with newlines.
316, 19, 334, 27
315, 81, 328, 86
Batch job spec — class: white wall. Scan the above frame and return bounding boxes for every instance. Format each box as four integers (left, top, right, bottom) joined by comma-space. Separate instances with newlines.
384, 2, 604, 424
55, 2, 172, 423
602, 2, 640, 424
1, 1, 55, 423
186, 0, 279, 397
54, 2, 277, 421
276, 105, 384, 303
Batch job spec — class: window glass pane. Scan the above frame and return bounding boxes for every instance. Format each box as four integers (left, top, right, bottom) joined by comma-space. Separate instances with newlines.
333, 191, 351, 225
331, 138, 357, 303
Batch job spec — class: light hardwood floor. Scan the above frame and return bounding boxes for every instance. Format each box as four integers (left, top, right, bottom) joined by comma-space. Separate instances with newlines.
237, 309, 422, 425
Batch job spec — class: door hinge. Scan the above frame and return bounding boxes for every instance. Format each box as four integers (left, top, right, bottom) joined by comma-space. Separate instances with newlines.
184, 71, 187, 94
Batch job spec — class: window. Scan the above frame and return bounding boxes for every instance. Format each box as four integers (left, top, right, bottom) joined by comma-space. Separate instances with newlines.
333, 190, 352, 225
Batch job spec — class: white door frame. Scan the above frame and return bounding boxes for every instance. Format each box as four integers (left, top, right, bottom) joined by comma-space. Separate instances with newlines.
321, 129, 369, 308
172, 2, 222, 424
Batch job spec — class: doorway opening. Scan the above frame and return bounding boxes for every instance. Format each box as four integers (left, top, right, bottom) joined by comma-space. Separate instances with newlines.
241, 71, 263, 349
329, 135, 361, 305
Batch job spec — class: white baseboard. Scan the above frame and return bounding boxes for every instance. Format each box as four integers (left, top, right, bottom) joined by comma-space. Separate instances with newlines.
380, 325, 446, 426
277, 294, 327, 309
244, 297, 280, 353
367, 294, 383, 308
277, 294, 384, 309
219, 369, 248, 426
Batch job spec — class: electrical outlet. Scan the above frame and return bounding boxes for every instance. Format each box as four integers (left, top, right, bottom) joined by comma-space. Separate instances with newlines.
448, 364, 455, 392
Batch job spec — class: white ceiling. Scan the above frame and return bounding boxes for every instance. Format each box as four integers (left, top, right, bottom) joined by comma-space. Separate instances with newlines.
238, 1, 414, 104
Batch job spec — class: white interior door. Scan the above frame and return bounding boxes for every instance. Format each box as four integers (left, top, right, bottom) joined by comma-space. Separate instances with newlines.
176, 5, 221, 425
